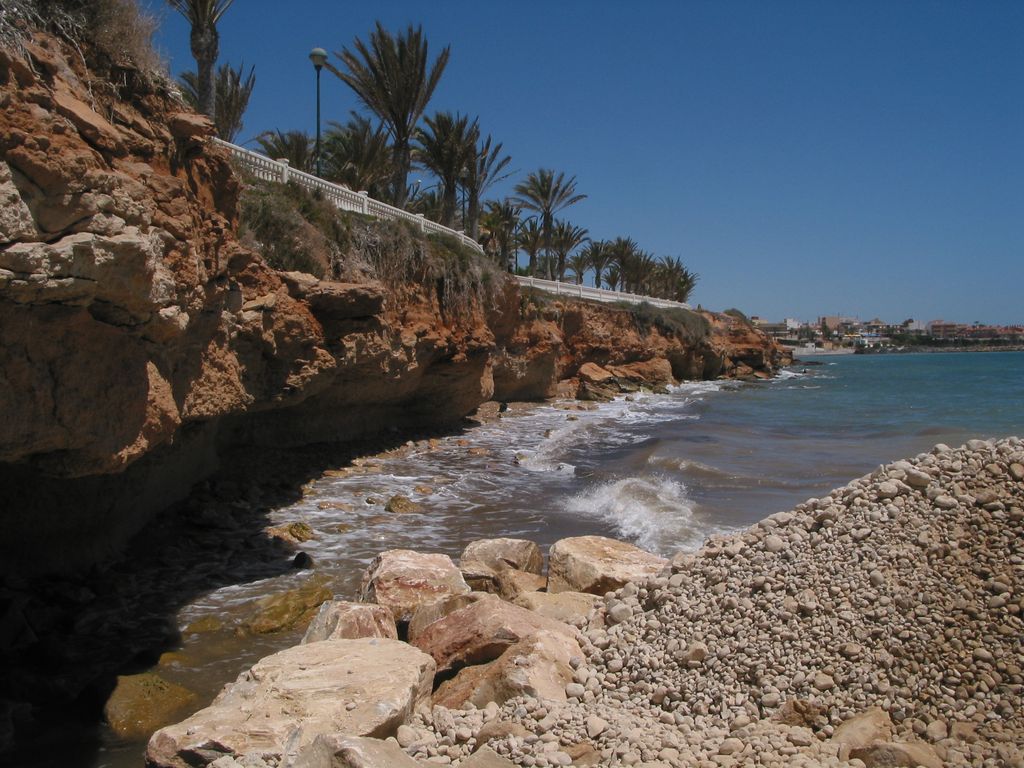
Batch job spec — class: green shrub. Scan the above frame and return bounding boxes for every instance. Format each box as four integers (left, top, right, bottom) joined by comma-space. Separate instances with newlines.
238, 181, 343, 276
629, 302, 710, 342
723, 307, 753, 326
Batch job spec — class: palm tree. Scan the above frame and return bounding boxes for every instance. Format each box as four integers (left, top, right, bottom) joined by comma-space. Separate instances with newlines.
515, 217, 544, 277
604, 265, 621, 292
409, 188, 443, 222
479, 200, 520, 270
581, 240, 611, 289
632, 250, 659, 294
180, 61, 255, 141
415, 111, 478, 227
657, 255, 699, 303
566, 251, 591, 285
322, 113, 394, 199
168, 0, 235, 118
330, 23, 450, 208
608, 236, 640, 292
255, 130, 314, 173
512, 169, 586, 279
463, 133, 512, 241
549, 220, 589, 282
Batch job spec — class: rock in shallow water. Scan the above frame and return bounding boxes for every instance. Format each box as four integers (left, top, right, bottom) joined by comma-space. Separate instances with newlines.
301, 600, 397, 643
103, 672, 196, 740
359, 549, 470, 623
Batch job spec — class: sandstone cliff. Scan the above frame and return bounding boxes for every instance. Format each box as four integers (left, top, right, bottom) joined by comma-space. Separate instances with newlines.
0, 31, 786, 576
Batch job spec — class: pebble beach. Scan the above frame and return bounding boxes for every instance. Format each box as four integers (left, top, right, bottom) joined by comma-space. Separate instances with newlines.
148, 436, 1024, 768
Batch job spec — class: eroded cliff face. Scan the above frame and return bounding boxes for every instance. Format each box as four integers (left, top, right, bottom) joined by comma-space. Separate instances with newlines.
490, 296, 790, 401
0, 34, 494, 574
0, 33, 785, 576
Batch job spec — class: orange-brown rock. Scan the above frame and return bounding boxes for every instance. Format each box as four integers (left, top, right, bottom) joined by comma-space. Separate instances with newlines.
495, 568, 548, 600
491, 299, 788, 403
410, 593, 577, 675
359, 550, 471, 623
407, 592, 489, 643
301, 600, 398, 643
432, 630, 583, 709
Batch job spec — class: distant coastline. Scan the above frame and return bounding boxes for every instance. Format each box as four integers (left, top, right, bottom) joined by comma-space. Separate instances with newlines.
853, 344, 1024, 355
791, 344, 1024, 359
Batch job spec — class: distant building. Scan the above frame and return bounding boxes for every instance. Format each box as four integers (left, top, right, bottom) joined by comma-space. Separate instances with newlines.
751, 317, 791, 338
927, 320, 961, 338
820, 315, 859, 332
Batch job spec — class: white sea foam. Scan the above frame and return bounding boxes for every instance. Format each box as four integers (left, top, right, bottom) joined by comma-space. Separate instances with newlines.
564, 475, 712, 553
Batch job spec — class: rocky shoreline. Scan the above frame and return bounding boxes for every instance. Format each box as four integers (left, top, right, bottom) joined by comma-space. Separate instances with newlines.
140, 437, 1023, 768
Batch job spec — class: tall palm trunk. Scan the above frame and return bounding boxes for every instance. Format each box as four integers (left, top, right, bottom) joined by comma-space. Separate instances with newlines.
392, 141, 412, 207
440, 183, 458, 227
542, 213, 553, 280
468, 192, 480, 240
190, 24, 219, 118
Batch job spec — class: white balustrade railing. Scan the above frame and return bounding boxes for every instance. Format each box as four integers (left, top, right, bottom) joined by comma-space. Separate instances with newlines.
215, 138, 691, 311
514, 275, 691, 310
213, 138, 482, 253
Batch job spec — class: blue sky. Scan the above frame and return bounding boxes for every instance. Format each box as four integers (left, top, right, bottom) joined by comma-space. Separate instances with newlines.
143, 1, 1023, 325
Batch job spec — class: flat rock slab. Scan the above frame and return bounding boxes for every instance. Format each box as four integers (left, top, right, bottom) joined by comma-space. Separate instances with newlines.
146, 638, 434, 768
831, 708, 893, 751
293, 734, 421, 768
302, 600, 397, 643
513, 591, 600, 626
411, 593, 576, 674
359, 549, 470, 623
547, 536, 668, 594
461, 537, 543, 574
850, 741, 943, 768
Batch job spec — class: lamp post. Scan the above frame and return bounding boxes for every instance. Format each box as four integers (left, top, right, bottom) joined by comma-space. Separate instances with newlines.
309, 47, 328, 176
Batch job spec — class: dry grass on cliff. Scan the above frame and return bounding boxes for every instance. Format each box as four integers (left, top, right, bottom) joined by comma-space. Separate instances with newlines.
239, 179, 504, 319
624, 301, 711, 343
1, 0, 163, 76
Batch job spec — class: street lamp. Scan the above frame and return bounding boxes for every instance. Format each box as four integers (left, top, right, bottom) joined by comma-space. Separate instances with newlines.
309, 47, 328, 176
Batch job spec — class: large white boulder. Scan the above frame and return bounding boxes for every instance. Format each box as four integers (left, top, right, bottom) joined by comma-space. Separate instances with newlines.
359, 549, 470, 623
301, 600, 397, 643
145, 638, 435, 767
461, 538, 543, 569
547, 536, 667, 594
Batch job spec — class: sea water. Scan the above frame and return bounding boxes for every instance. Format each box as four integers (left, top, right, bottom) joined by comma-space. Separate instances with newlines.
95, 351, 1024, 767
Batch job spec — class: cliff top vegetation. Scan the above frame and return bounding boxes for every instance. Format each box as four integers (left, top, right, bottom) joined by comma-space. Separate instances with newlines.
238, 177, 503, 320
